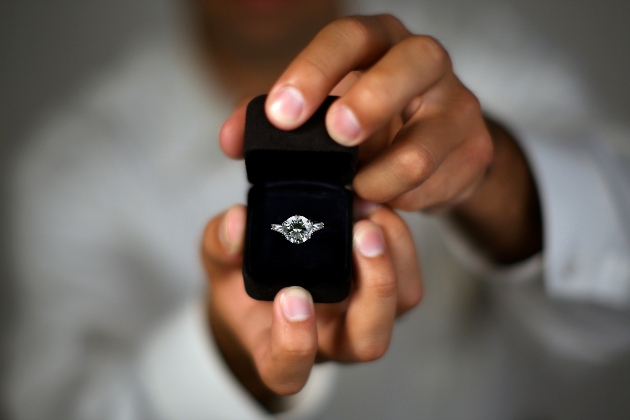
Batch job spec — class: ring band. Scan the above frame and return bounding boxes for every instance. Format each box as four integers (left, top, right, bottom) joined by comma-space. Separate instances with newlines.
271, 215, 324, 244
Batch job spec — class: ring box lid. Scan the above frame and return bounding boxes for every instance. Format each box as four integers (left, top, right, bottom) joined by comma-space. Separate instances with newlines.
244, 95, 359, 185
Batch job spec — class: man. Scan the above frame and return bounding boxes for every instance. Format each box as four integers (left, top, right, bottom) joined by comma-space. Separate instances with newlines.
8, 0, 630, 419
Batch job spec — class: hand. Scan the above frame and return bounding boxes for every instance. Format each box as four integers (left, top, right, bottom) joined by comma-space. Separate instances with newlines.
220, 14, 542, 263
220, 14, 492, 212
202, 203, 421, 407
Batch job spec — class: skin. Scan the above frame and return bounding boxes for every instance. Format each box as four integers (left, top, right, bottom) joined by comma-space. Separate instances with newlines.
205, 202, 422, 408
190, 0, 340, 98
198, 1, 542, 410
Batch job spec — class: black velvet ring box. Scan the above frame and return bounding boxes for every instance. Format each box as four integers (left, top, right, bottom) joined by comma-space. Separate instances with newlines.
242, 95, 358, 303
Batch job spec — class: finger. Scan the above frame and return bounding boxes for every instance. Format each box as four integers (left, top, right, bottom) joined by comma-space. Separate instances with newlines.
220, 95, 257, 159
353, 114, 462, 203
217, 72, 360, 159
208, 273, 273, 400
368, 206, 422, 315
389, 129, 493, 212
254, 287, 318, 395
320, 220, 397, 362
219, 103, 247, 159
326, 35, 451, 146
353, 196, 382, 220
329, 71, 361, 96
202, 205, 247, 268
265, 14, 410, 130
352, 78, 479, 202
356, 117, 401, 164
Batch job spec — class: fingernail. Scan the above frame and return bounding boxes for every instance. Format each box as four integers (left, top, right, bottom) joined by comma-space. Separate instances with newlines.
353, 198, 381, 219
219, 206, 245, 254
280, 287, 313, 322
328, 105, 361, 146
354, 222, 385, 258
269, 86, 305, 125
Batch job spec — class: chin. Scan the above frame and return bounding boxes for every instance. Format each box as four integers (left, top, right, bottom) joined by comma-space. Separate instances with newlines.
198, 0, 341, 57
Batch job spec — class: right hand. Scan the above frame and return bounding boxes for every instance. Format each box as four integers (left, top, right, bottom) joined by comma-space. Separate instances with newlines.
202, 202, 422, 406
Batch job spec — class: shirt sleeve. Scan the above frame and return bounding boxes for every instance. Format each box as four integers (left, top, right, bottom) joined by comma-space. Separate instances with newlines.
440, 126, 630, 309
436, 127, 630, 364
517, 127, 630, 308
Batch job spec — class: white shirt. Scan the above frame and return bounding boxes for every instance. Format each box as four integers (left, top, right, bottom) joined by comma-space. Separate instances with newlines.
7, 1, 630, 419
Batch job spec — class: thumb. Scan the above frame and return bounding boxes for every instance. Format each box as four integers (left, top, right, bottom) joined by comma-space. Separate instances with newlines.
255, 287, 318, 395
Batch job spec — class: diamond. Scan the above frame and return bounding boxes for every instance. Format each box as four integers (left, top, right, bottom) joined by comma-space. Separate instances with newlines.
271, 215, 324, 244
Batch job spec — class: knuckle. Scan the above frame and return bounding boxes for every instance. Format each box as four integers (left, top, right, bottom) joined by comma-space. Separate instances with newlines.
393, 145, 436, 187
367, 272, 397, 299
375, 13, 402, 27
331, 14, 407, 54
389, 217, 412, 243
361, 69, 390, 97
389, 193, 420, 212
278, 340, 316, 361
470, 130, 494, 168
268, 380, 306, 396
298, 53, 334, 82
263, 378, 306, 397
354, 70, 395, 110
354, 340, 389, 362
375, 13, 407, 38
372, 210, 409, 244
457, 90, 482, 118
334, 16, 373, 48
407, 35, 450, 74
400, 284, 423, 312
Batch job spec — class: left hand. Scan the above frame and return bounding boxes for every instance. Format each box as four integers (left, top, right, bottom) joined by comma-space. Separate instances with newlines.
204, 203, 422, 406
220, 14, 493, 213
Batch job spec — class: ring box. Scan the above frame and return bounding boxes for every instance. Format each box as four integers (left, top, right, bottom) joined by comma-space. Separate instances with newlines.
242, 95, 358, 303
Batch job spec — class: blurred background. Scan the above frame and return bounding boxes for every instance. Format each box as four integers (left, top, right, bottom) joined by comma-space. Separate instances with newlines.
1, 0, 629, 418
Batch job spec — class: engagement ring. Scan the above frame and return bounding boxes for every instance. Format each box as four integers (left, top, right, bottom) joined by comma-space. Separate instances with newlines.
271, 215, 324, 244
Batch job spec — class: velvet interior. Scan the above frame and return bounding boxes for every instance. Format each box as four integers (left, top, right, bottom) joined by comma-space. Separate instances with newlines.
243, 181, 352, 302
245, 150, 356, 184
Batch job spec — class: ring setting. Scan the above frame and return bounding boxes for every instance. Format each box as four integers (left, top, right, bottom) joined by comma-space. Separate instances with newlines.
271, 215, 324, 244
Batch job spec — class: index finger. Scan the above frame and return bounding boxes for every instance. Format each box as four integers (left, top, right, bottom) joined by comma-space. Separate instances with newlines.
265, 14, 410, 130
219, 103, 247, 159
317, 220, 398, 362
